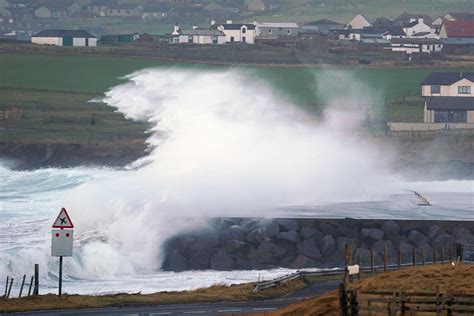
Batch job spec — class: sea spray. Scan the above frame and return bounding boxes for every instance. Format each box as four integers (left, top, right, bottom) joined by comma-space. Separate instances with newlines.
63, 68, 393, 276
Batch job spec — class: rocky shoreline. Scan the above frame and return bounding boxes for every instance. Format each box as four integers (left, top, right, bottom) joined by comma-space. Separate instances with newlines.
162, 218, 474, 271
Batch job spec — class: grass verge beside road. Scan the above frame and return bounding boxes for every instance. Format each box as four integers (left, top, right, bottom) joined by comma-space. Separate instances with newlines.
0, 280, 306, 313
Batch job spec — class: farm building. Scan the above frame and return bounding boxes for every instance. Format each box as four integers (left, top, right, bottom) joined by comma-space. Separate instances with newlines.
216, 20, 256, 44
31, 29, 97, 46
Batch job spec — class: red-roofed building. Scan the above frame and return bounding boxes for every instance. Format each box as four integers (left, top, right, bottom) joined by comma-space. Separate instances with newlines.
440, 20, 474, 38
439, 20, 474, 50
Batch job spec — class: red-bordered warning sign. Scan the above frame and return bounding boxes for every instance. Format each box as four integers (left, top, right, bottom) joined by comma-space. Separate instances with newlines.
52, 208, 74, 229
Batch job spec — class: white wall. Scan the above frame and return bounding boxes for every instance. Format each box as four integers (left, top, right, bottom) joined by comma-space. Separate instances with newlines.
422, 78, 474, 97
178, 34, 225, 44
32, 36, 62, 46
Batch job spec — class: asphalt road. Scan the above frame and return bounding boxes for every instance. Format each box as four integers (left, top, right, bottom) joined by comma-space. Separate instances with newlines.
6, 280, 340, 316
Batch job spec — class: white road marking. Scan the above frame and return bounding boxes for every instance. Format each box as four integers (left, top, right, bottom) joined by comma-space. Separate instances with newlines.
252, 307, 278, 311
217, 309, 242, 313
183, 311, 206, 314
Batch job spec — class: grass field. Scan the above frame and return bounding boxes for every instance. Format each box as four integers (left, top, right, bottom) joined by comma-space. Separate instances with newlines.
0, 88, 148, 143
248, 0, 474, 24
1, 53, 471, 145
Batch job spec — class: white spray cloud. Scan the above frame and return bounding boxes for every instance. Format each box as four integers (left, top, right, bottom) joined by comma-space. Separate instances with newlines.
61, 68, 395, 275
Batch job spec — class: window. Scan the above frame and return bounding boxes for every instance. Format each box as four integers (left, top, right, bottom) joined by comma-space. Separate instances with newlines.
188, 36, 193, 43
230, 36, 234, 42
268, 29, 272, 34
287, 29, 291, 34
278, 27, 282, 31
212, 36, 218, 44
431, 85, 440, 93
434, 111, 467, 123
242, 27, 246, 34
458, 86, 471, 94
242, 36, 246, 43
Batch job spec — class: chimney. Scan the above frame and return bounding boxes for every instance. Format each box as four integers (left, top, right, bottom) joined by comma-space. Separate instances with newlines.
211, 18, 216, 26
226, 19, 232, 24
409, 18, 416, 23
192, 24, 198, 30
172, 24, 179, 35
418, 17, 424, 24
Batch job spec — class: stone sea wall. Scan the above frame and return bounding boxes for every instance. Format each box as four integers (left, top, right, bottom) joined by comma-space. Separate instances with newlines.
162, 218, 474, 271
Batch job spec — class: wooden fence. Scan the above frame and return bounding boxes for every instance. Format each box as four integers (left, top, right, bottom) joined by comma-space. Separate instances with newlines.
340, 286, 474, 315
1, 264, 39, 299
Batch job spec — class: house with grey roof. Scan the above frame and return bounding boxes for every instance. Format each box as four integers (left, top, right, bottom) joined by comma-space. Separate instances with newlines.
255, 22, 300, 37
169, 25, 226, 44
421, 72, 474, 123
31, 29, 96, 46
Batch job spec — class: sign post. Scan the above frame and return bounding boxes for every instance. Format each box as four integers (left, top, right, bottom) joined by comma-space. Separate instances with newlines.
51, 207, 74, 297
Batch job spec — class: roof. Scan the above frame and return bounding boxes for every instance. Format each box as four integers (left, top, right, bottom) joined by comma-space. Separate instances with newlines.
219, 23, 256, 30
107, 4, 141, 10
404, 21, 418, 28
442, 21, 474, 37
395, 12, 433, 26
257, 22, 299, 28
445, 12, 474, 22
32, 29, 96, 38
390, 38, 441, 44
422, 72, 474, 85
179, 29, 225, 36
425, 96, 474, 111
304, 19, 342, 26
411, 31, 432, 37
441, 37, 474, 45
360, 38, 390, 44
88, 0, 117, 6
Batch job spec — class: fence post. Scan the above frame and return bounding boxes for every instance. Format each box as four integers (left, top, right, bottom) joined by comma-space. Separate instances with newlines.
449, 245, 453, 263
344, 243, 352, 285
422, 246, 426, 265
350, 289, 359, 316
33, 264, 39, 295
412, 246, 416, 267
7, 278, 13, 298
383, 244, 388, 272
339, 283, 348, 316
397, 246, 401, 269
4, 276, 8, 297
27, 276, 34, 296
357, 255, 362, 280
371, 248, 375, 276
441, 248, 445, 264
18, 274, 26, 298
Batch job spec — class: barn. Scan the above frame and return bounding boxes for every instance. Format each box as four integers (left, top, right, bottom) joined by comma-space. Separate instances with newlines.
31, 30, 97, 47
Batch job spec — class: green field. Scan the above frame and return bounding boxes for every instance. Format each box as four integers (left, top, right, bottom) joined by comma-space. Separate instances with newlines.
0, 53, 472, 143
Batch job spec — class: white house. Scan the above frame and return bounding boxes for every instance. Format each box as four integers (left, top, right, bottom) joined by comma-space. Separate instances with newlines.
171, 25, 226, 44
31, 29, 97, 46
402, 18, 433, 37
388, 38, 442, 55
255, 22, 300, 36
345, 14, 371, 30
216, 20, 256, 44
421, 72, 474, 123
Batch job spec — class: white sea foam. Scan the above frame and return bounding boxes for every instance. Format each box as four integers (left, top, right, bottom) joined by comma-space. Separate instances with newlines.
0, 68, 472, 294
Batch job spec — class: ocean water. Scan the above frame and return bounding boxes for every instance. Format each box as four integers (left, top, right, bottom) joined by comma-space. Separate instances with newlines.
1, 68, 472, 295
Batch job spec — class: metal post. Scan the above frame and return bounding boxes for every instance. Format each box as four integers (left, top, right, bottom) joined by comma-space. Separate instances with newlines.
4, 276, 8, 297
59, 256, 63, 297
19, 274, 26, 298
34, 263, 39, 295
7, 278, 13, 298
397, 246, 401, 269
370, 249, 375, 276
28, 276, 34, 296
422, 247, 426, 265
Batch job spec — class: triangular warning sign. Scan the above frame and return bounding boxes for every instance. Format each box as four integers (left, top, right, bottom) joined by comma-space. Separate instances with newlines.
52, 208, 74, 228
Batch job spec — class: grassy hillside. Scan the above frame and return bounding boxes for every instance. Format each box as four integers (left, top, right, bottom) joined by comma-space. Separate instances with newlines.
265, 264, 474, 316
247, 0, 474, 24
